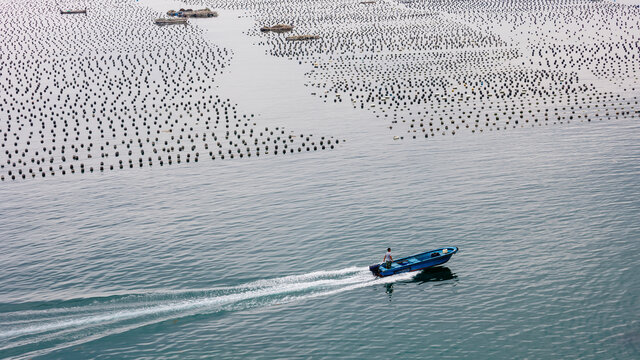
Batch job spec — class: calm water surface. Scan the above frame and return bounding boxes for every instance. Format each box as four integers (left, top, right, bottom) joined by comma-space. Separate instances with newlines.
1, 116, 639, 359
1, 0, 640, 358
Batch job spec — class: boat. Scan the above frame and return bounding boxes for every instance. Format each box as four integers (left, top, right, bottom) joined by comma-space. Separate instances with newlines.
286, 35, 321, 41
60, 9, 87, 14
166, 8, 218, 18
154, 18, 188, 26
369, 247, 458, 277
260, 24, 294, 33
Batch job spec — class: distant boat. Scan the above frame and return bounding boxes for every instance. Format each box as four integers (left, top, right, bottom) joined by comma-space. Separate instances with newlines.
166, 8, 218, 18
60, 9, 87, 14
369, 247, 458, 277
154, 18, 188, 26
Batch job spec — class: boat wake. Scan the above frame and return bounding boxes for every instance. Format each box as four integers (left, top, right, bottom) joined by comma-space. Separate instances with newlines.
0, 267, 415, 358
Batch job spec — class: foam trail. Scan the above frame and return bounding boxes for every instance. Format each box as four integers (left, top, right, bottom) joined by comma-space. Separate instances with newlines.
0, 267, 418, 360
233, 266, 368, 289
282, 271, 416, 305
0, 267, 401, 340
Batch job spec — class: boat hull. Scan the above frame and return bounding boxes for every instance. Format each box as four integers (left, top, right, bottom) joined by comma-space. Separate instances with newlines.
369, 247, 458, 277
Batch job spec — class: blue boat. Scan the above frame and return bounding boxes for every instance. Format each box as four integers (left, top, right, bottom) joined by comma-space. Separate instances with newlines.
369, 247, 458, 277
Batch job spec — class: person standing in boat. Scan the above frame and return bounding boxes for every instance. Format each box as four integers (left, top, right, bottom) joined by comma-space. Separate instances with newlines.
383, 248, 393, 268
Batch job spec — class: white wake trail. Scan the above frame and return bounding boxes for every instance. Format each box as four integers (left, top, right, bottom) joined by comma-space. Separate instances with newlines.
0, 267, 411, 340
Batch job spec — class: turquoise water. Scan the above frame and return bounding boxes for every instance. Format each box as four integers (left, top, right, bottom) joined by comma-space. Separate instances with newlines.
1, 117, 639, 359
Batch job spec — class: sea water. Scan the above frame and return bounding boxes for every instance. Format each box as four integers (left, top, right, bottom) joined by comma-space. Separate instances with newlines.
1, 0, 640, 359
1, 112, 639, 359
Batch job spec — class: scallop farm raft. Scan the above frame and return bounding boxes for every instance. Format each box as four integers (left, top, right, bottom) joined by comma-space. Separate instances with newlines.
0, 0, 637, 181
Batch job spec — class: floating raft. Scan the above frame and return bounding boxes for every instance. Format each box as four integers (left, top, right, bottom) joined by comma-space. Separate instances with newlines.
167, 8, 218, 18
260, 24, 294, 33
286, 35, 320, 41
154, 18, 187, 26
60, 9, 86, 14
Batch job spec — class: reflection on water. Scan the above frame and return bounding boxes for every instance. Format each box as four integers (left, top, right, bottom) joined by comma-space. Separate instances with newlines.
412, 267, 457, 284
385, 283, 394, 300
384, 267, 457, 300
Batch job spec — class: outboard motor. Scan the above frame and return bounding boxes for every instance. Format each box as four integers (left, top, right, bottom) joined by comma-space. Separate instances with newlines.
369, 264, 380, 276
